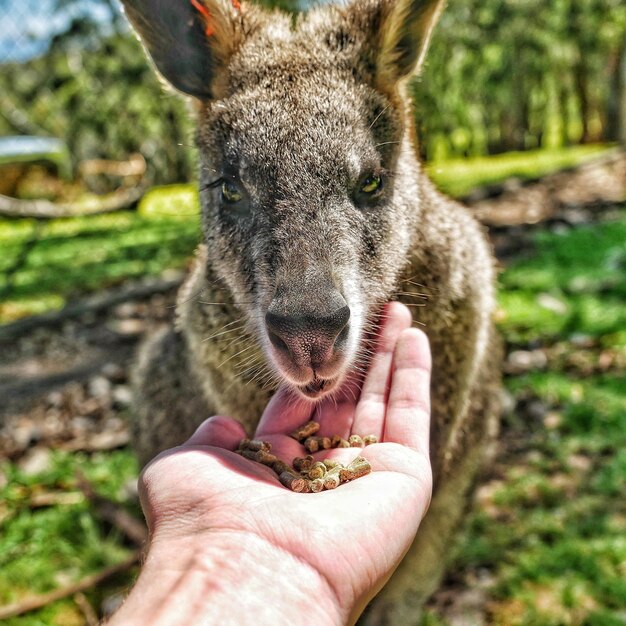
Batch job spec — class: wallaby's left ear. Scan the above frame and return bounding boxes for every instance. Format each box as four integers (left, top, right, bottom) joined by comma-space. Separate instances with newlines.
377, 0, 445, 86
121, 0, 246, 99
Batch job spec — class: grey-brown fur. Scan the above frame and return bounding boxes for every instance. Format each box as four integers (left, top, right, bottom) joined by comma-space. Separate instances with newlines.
123, 0, 502, 621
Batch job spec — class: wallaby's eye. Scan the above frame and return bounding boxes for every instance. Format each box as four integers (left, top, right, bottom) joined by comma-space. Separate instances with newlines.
221, 180, 243, 204
360, 174, 383, 195
354, 171, 386, 208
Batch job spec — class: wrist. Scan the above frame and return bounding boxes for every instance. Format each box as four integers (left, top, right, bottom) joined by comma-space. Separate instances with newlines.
111, 530, 346, 625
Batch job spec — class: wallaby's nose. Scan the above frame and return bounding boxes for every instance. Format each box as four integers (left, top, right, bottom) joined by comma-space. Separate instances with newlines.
265, 300, 350, 370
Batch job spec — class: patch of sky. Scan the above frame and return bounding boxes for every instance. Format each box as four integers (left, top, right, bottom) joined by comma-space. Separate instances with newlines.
0, 0, 119, 64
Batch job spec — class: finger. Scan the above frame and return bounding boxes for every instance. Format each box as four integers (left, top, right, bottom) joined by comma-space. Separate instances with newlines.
383, 328, 432, 456
256, 385, 314, 437
184, 415, 247, 450
352, 302, 412, 439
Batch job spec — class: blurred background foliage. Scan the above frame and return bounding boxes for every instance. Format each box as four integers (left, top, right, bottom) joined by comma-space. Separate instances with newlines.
414, 0, 626, 160
1, 0, 625, 187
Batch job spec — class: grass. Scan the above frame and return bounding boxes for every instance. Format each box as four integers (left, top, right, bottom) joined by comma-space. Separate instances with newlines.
498, 218, 626, 344
423, 206, 626, 625
426, 144, 611, 198
0, 185, 200, 322
0, 451, 140, 625
1, 146, 625, 624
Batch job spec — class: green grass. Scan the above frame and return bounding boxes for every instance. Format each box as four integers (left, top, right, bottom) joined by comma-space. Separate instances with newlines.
498, 218, 626, 344
0, 185, 200, 322
0, 450, 139, 625
426, 144, 611, 197
422, 206, 626, 625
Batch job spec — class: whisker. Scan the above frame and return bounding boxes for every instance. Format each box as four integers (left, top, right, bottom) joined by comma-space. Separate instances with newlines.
236, 353, 264, 371
221, 334, 249, 353
217, 344, 255, 369
394, 291, 429, 298
375, 140, 400, 149
368, 103, 391, 131
198, 300, 255, 306
168, 286, 205, 309
202, 319, 245, 342
401, 278, 428, 289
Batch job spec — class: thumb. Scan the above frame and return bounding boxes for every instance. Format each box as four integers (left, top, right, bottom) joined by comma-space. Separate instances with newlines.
184, 415, 247, 450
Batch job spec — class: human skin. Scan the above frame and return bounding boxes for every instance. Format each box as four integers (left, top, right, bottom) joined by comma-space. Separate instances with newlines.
110, 302, 432, 625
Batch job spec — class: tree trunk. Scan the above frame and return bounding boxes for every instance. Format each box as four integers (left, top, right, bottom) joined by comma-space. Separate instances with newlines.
574, 61, 592, 143
606, 36, 626, 146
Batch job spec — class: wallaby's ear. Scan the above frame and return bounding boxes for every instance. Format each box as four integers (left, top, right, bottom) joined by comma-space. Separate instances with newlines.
121, 0, 245, 99
375, 0, 445, 87
339, 0, 445, 92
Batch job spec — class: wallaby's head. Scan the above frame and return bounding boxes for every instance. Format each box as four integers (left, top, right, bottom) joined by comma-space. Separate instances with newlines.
122, 0, 444, 399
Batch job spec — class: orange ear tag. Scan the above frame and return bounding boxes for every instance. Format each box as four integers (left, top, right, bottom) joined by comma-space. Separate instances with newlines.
190, 0, 241, 37
190, 0, 215, 36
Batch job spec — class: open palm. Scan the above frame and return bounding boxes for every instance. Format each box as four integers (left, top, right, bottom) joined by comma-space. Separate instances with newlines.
139, 302, 432, 622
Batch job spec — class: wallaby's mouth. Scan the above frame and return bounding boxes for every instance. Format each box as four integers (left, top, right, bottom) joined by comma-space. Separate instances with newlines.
262, 293, 356, 399
268, 343, 347, 400
298, 375, 339, 399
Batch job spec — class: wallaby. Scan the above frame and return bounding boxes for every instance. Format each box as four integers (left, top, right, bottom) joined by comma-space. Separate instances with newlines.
122, 0, 502, 621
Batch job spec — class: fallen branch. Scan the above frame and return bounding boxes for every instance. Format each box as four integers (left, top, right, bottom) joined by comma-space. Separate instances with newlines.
29, 491, 84, 508
0, 551, 140, 620
0, 274, 183, 342
0, 184, 145, 219
73, 592, 98, 626
61, 431, 131, 454
75, 472, 147, 546
79, 153, 146, 179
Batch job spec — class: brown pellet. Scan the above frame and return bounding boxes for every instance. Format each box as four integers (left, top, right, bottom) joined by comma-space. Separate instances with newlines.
363, 435, 379, 445
323, 468, 342, 490
349, 434, 364, 447
272, 460, 295, 476
339, 456, 372, 481
322, 459, 341, 470
246, 439, 271, 452
309, 478, 325, 493
304, 437, 320, 453
279, 472, 307, 492
255, 450, 278, 466
304, 436, 331, 453
290, 421, 320, 442
293, 455, 314, 472
240, 449, 258, 462
330, 434, 343, 447
308, 461, 327, 480
237, 438, 251, 450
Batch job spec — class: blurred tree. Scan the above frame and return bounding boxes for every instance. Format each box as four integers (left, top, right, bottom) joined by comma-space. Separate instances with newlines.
1, 0, 624, 182
413, 0, 626, 159
606, 34, 626, 145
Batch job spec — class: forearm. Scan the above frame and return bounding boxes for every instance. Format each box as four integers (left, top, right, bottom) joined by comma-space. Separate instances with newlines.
108, 530, 346, 625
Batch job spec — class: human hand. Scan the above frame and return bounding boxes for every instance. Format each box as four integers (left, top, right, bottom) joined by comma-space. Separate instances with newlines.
114, 302, 432, 625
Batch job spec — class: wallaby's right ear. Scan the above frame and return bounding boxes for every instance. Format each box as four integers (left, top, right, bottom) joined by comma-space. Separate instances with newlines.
335, 0, 445, 91
121, 0, 245, 99
377, 0, 445, 85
